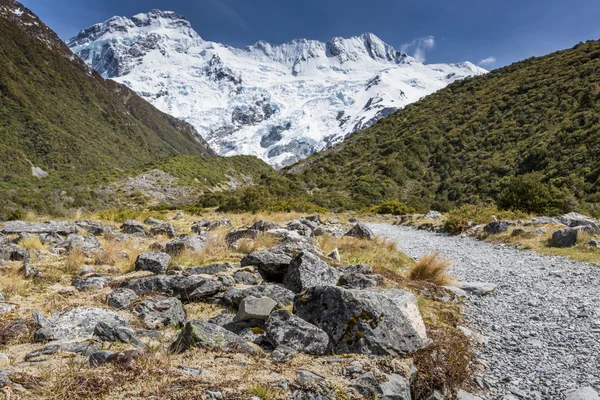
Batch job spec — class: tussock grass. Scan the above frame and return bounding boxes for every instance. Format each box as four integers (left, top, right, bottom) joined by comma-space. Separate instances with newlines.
407, 253, 455, 286
0, 268, 30, 298
63, 249, 86, 274
247, 383, 282, 400
93, 239, 120, 266
234, 234, 279, 254
19, 237, 46, 251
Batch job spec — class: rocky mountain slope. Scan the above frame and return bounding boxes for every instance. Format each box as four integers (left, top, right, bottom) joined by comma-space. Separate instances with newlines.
68, 10, 486, 167
0, 1, 272, 218
284, 39, 600, 213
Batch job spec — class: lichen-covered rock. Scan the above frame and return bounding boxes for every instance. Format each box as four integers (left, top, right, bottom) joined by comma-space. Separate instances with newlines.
187, 262, 236, 275
250, 220, 280, 232
234, 296, 277, 322
132, 295, 186, 329
350, 372, 411, 400
266, 310, 329, 354
93, 322, 143, 347
241, 248, 293, 281
233, 270, 263, 285
337, 264, 382, 289
551, 228, 578, 248
214, 284, 295, 308
170, 321, 257, 354
294, 287, 428, 356
135, 252, 171, 274
22, 263, 42, 279
121, 220, 147, 235
107, 288, 138, 309
483, 221, 508, 234
150, 223, 176, 238
165, 235, 206, 255
59, 234, 101, 253
72, 274, 111, 291
25, 339, 102, 361
283, 252, 340, 293
558, 212, 600, 233
0, 221, 77, 235
225, 229, 259, 245
344, 223, 375, 240
122, 275, 222, 301
75, 221, 108, 236
34, 307, 131, 342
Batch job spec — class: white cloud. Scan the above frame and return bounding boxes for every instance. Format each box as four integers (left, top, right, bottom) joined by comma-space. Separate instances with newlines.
400, 36, 435, 63
478, 56, 496, 66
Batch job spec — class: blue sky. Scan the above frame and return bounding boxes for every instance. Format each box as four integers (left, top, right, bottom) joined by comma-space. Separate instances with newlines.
20, 0, 600, 69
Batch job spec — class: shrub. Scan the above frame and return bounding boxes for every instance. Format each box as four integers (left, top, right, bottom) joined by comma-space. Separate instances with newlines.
370, 199, 415, 215
407, 253, 455, 286
497, 174, 568, 215
444, 203, 527, 234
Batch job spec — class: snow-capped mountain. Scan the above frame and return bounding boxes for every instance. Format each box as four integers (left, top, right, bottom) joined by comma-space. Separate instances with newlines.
68, 10, 487, 168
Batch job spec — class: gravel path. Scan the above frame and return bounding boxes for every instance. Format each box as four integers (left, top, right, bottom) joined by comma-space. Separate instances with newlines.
368, 224, 600, 400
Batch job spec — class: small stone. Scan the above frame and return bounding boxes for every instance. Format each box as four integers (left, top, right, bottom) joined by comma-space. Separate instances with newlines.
327, 248, 341, 262
234, 296, 277, 322
107, 288, 138, 309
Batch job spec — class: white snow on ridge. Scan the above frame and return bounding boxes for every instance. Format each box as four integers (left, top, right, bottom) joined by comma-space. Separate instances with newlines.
68, 10, 487, 168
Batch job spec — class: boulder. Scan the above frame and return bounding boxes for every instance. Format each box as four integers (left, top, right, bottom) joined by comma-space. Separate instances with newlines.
424, 210, 442, 219
75, 221, 108, 236
294, 287, 428, 356
458, 282, 497, 295
225, 229, 259, 246
59, 234, 100, 253
187, 262, 236, 275
551, 228, 578, 248
93, 322, 143, 347
558, 212, 600, 233
214, 284, 295, 308
170, 321, 257, 354
89, 350, 113, 367
283, 252, 340, 293
337, 264, 382, 289
72, 274, 111, 291
25, 339, 102, 361
144, 217, 165, 226
107, 288, 138, 309
132, 295, 186, 329
345, 223, 375, 240
265, 310, 329, 354
565, 387, 600, 400
122, 275, 222, 301
234, 296, 277, 322
0, 221, 77, 235
250, 220, 280, 232
121, 220, 146, 235
165, 235, 206, 256
233, 270, 263, 285
483, 221, 508, 234
241, 248, 293, 281
207, 313, 236, 327
266, 228, 306, 243
350, 372, 411, 399
34, 307, 131, 342
150, 223, 176, 238
135, 252, 171, 274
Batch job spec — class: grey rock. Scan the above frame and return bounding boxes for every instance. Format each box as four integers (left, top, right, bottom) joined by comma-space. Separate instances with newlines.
132, 295, 186, 329
271, 344, 297, 362
558, 212, 600, 233
266, 310, 329, 354
214, 284, 295, 308
233, 270, 263, 285
177, 365, 212, 376
345, 223, 375, 240
135, 252, 171, 274
208, 313, 236, 326
26, 339, 101, 360
424, 210, 442, 219
350, 372, 381, 398
0, 221, 77, 235
225, 229, 259, 245
234, 296, 277, 322
379, 373, 411, 400
0, 303, 15, 315
150, 223, 176, 238
107, 288, 138, 309
60, 234, 101, 253
458, 282, 497, 295
34, 307, 131, 342
0, 368, 9, 388
93, 321, 143, 347
32, 310, 51, 327
327, 248, 341, 262
241, 248, 293, 281
121, 220, 147, 235
72, 274, 111, 291
565, 387, 600, 400
283, 251, 341, 293
77, 265, 95, 275
122, 275, 222, 301
250, 220, 280, 232
588, 240, 600, 248
206, 391, 223, 399
22, 263, 41, 278
170, 321, 257, 354
165, 235, 206, 255
187, 262, 236, 275
75, 221, 108, 236
89, 350, 113, 367
525, 217, 562, 226
457, 390, 484, 400
222, 318, 266, 335
551, 228, 578, 248
484, 221, 508, 234
296, 369, 325, 386
144, 217, 165, 226
338, 272, 380, 289
173, 211, 184, 220
294, 286, 428, 356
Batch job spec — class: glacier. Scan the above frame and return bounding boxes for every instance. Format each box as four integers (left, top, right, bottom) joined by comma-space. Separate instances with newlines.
68, 10, 487, 168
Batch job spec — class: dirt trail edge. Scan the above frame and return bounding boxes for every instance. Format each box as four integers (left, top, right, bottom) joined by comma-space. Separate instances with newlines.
368, 223, 600, 400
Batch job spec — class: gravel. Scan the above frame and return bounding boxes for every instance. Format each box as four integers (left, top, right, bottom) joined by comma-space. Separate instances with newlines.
369, 224, 600, 400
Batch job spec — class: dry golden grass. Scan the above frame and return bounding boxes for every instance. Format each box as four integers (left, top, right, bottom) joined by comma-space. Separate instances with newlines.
0, 268, 30, 299
407, 253, 455, 286
19, 237, 46, 252
317, 235, 413, 282
63, 249, 86, 274
93, 239, 120, 267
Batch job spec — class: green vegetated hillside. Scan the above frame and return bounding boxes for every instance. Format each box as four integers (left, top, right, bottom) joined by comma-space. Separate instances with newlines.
0, 1, 271, 218
280, 39, 600, 216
